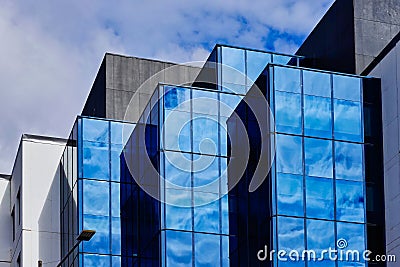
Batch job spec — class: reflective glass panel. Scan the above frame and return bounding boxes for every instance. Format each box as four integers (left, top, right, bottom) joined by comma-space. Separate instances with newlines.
276, 134, 303, 175
335, 142, 363, 181
246, 50, 271, 84
83, 214, 110, 253
303, 70, 331, 97
163, 110, 191, 152
82, 118, 109, 143
276, 173, 303, 217
111, 217, 121, 254
164, 151, 191, 188
110, 183, 120, 217
334, 99, 362, 142
164, 204, 192, 231
111, 144, 123, 182
192, 90, 218, 115
273, 54, 293, 66
83, 254, 111, 267
336, 222, 365, 259
306, 219, 335, 259
83, 179, 109, 216
304, 95, 332, 138
83, 141, 110, 179
164, 86, 191, 111
306, 176, 333, 220
194, 192, 220, 233
305, 138, 333, 178
333, 75, 361, 102
277, 217, 305, 261
195, 233, 221, 267
166, 230, 193, 267
221, 47, 246, 85
275, 91, 302, 134
192, 115, 219, 155
193, 155, 219, 191
336, 180, 365, 222
274, 66, 301, 93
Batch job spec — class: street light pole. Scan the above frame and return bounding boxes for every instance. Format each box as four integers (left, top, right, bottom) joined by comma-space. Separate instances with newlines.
57, 230, 96, 267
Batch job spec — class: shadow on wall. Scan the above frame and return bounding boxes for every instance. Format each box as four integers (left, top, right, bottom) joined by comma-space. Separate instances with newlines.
38, 166, 63, 266
0, 180, 12, 263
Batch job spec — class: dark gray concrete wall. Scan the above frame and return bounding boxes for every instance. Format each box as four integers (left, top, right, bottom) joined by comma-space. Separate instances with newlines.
354, 0, 400, 73
370, 40, 400, 266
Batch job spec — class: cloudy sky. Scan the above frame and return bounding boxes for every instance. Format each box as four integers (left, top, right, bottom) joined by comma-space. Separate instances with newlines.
0, 0, 334, 174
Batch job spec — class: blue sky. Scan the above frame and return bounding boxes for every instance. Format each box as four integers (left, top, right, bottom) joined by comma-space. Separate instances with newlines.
0, 0, 334, 173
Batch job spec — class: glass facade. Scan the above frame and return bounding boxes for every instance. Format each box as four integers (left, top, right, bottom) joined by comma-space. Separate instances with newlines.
60, 44, 383, 267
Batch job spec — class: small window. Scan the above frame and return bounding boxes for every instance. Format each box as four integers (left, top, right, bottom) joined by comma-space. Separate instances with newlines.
17, 189, 21, 225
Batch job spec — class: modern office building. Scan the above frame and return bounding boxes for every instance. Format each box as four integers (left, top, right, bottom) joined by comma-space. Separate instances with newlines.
0, 0, 398, 266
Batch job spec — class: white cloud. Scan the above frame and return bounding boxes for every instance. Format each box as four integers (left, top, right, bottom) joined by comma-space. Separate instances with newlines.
0, 0, 334, 173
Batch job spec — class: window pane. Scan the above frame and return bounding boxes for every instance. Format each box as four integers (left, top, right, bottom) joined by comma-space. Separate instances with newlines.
164, 204, 192, 231
83, 254, 110, 267
163, 110, 191, 152
276, 173, 303, 216
111, 144, 123, 182
246, 50, 271, 83
192, 115, 219, 155
83, 141, 110, 179
192, 90, 218, 115
334, 99, 362, 142
333, 75, 361, 102
164, 86, 191, 111
166, 230, 193, 267
193, 155, 219, 191
221, 47, 245, 85
83, 180, 109, 216
195, 234, 220, 267
304, 95, 332, 138
164, 151, 191, 188
194, 192, 220, 233
305, 138, 333, 178
306, 176, 333, 220
275, 91, 302, 134
303, 70, 331, 97
336, 222, 365, 259
335, 142, 363, 181
273, 55, 293, 66
336, 180, 365, 223
274, 66, 301, 93
277, 216, 305, 252
276, 134, 303, 175
307, 219, 335, 259
83, 215, 110, 254
82, 118, 109, 143
111, 217, 121, 254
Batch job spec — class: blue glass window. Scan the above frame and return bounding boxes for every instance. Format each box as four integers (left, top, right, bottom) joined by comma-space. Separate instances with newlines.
82, 118, 109, 143
303, 70, 331, 97
83, 141, 110, 179
165, 230, 193, 267
164, 151, 191, 188
164, 204, 192, 231
274, 66, 301, 93
164, 86, 191, 111
334, 99, 362, 142
304, 95, 332, 138
83, 254, 110, 266
277, 216, 305, 252
192, 90, 218, 115
273, 54, 293, 66
336, 222, 365, 260
306, 176, 334, 220
333, 75, 361, 102
195, 233, 221, 267
110, 183, 120, 217
110, 144, 123, 182
194, 192, 220, 233
335, 142, 363, 181
221, 47, 246, 87
111, 217, 121, 254
83, 214, 110, 254
83, 179, 109, 216
336, 180, 365, 223
276, 134, 303, 175
246, 50, 271, 84
193, 155, 219, 191
192, 115, 219, 155
306, 219, 335, 260
276, 173, 303, 217
275, 91, 302, 134
305, 138, 333, 178
163, 110, 191, 152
